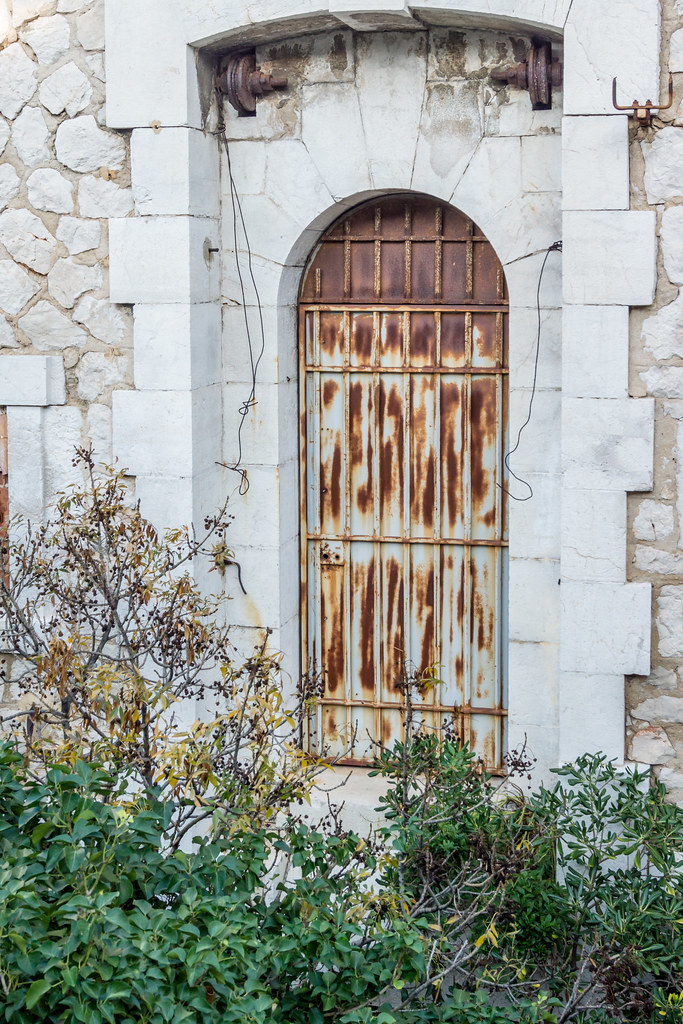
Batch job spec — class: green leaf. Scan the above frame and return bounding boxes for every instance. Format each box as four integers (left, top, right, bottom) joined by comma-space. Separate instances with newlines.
25, 979, 51, 1009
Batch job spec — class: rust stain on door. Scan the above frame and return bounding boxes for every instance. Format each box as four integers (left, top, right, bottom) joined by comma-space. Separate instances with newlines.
299, 195, 508, 770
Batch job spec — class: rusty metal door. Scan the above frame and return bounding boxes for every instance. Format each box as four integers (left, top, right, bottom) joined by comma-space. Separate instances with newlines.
299, 195, 508, 769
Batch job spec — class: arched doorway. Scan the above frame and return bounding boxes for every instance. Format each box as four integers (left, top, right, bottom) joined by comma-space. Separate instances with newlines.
299, 194, 508, 769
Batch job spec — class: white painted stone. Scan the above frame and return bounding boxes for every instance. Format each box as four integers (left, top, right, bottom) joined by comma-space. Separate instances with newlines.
85, 52, 104, 81
561, 581, 651, 675
508, 472, 560, 561
564, 0, 660, 116
76, 350, 125, 401
0, 165, 20, 211
39, 61, 91, 117
43, 404, 84, 501
7, 406, 47, 521
643, 129, 683, 204
507, 390, 561, 476
300, 82, 371, 199
56, 215, 100, 255
27, 168, 74, 214
131, 127, 220, 217
134, 303, 221, 390
559, 673, 625, 762
671, 27, 683, 72
0, 353, 65, 405
11, 105, 49, 166
521, 134, 561, 193
0, 261, 39, 315
410, 79, 481, 201
632, 695, 683, 723
73, 295, 124, 344
85, 402, 111, 463
0, 118, 9, 158
0, 208, 57, 274
660, 208, 683, 286
628, 727, 675, 764
562, 115, 629, 211
0, 319, 19, 349
563, 211, 657, 306
508, 558, 560, 644
18, 299, 86, 349
642, 291, 683, 360
58, 0, 95, 11
562, 305, 628, 399
76, 0, 102, 49
633, 500, 675, 542
113, 387, 220, 477
562, 489, 626, 583
55, 115, 125, 173
563, 398, 654, 491
657, 586, 683, 658
19, 14, 70, 64
77, 175, 133, 217
634, 546, 683, 576
12, 0, 54, 26
0, 0, 11, 43
0, 43, 37, 120
640, 366, 683, 399
109, 217, 219, 304
47, 257, 101, 308
509, 307, 561, 391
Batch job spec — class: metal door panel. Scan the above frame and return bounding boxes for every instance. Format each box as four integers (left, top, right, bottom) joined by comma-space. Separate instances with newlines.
349, 375, 375, 536
378, 375, 405, 537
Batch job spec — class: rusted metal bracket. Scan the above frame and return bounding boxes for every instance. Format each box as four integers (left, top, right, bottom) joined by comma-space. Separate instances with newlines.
490, 39, 562, 111
215, 51, 288, 117
612, 73, 673, 128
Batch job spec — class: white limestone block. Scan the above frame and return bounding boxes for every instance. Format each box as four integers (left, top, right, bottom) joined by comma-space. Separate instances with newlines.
43, 404, 84, 501
562, 489, 626, 583
73, 295, 124, 344
0, 0, 11, 44
0, 42, 37, 119
12, 0, 54, 26
109, 216, 219, 304
559, 673, 625, 762
658, 766, 683, 790
656, 586, 683, 658
564, 0, 660, 116
671, 27, 683, 72
647, 667, 678, 690
39, 61, 92, 117
300, 82, 371, 200
113, 387, 218, 477
628, 727, 675, 764
0, 354, 65, 404
451, 136, 523, 246
507, 389, 561, 475
508, 472, 561, 561
634, 546, 683, 575
410, 79, 481, 202
47, 257, 101, 308
56, 215, 100, 255
85, 402, 111, 464
643, 129, 683, 204
634, 500, 675, 542
77, 175, 133, 217
76, 0, 102, 49
19, 14, 70, 64
11, 105, 49, 166
18, 299, 86, 349
131, 127, 220, 217
562, 398, 654, 491
0, 318, 18, 348
563, 211, 657, 306
508, 307, 561, 391
508, 558, 560, 643
58, 0, 95, 10
521, 134, 561, 193
0, 117, 9, 157
660, 207, 683, 286
85, 51, 104, 81
134, 303, 221, 390
562, 115, 629, 211
562, 305, 628, 399
76, 350, 125, 401
55, 115, 126, 173
642, 291, 683, 359
27, 167, 74, 214
632, 695, 683, 723
640, 366, 683, 399
561, 581, 651, 675
0, 260, 40, 315
0, 164, 20, 211
0, 208, 57, 274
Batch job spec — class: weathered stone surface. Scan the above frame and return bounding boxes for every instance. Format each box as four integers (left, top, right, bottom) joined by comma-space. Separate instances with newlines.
73, 294, 124, 344
27, 167, 74, 214
658, 766, 683, 790
643, 128, 683, 203
671, 27, 683, 72
76, 0, 102, 49
86, 401, 111, 461
0, 209, 57, 274
660, 207, 683, 286
77, 350, 124, 401
56, 215, 100, 255
12, 105, 50, 166
0, 0, 11, 44
658, 586, 683, 658
640, 366, 683, 398
58, 0, 94, 10
628, 726, 676, 763
12, 0, 54, 26
47, 257, 101, 308
18, 299, 86, 349
0, 318, 19, 348
634, 545, 683, 575
55, 115, 125, 173
39, 61, 91, 117
647, 666, 679, 690
641, 291, 683, 359
633, 499, 675, 542
0, 260, 39, 315
632, 694, 683, 722
0, 43, 37, 119
85, 51, 104, 82
78, 175, 132, 217
19, 14, 70, 65
0, 164, 20, 210
0, 118, 9, 158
